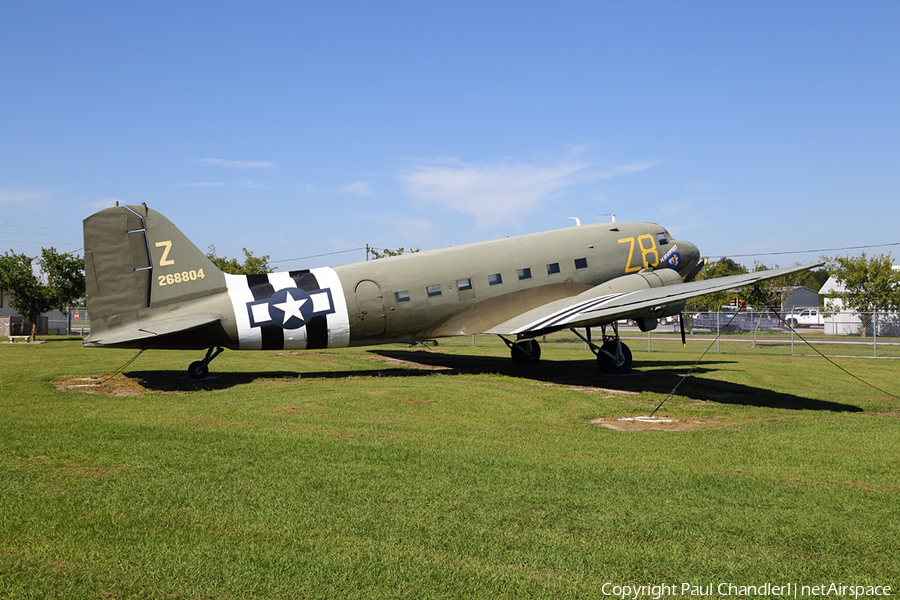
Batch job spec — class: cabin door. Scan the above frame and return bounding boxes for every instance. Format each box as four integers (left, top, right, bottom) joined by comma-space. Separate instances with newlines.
354, 279, 386, 338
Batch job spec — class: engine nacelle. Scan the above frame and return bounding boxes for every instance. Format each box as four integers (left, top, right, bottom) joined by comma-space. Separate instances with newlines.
594, 268, 686, 332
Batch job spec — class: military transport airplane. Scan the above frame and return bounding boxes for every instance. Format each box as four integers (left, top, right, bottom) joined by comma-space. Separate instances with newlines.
82, 204, 820, 378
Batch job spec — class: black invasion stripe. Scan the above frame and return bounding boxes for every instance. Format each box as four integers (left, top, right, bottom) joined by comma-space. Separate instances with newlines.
246, 274, 284, 350
525, 294, 624, 332
261, 325, 284, 350
289, 269, 329, 349
247, 273, 275, 300
548, 293, 632, 328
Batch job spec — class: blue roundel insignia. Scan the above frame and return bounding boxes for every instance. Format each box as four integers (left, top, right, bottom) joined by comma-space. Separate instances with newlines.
666, 252, 681, 269
268, 288, 314, 329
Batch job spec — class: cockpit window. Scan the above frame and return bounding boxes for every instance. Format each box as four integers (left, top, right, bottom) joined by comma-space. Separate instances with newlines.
657, 232, 669, 246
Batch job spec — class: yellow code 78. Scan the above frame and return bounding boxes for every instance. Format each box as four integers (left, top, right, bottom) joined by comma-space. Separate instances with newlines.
618, 235, 659, 273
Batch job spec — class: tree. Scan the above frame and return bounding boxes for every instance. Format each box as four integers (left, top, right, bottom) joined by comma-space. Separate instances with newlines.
0, 248, 85, 340
368, 246, 419, 260
762, 263, 830, 306
684, 257, 748, 311
826, 252, 900, 314
206, 246, 273, 275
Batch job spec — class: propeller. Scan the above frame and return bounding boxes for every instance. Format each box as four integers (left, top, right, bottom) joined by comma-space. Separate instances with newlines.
679, 312, 686, 347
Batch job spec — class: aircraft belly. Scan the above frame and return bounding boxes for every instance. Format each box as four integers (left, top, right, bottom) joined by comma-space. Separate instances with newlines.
226, 268, 351, 351
417, 282, 590, 338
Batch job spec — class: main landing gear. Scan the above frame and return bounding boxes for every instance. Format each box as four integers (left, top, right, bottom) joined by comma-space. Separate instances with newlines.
499, 335, 542, 364
188, 347, 224, 379
571, 322, 632, 374
499, 322, 633, 375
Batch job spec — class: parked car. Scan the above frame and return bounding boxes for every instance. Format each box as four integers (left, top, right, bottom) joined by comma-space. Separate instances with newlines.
783, 308, 824, 328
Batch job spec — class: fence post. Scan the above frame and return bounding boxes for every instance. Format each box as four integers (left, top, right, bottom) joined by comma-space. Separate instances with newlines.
873, 312, 878, 358
716, 311, 720, 354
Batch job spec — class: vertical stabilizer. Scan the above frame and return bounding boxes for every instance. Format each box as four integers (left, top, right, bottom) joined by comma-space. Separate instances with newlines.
83, 204, 228, 346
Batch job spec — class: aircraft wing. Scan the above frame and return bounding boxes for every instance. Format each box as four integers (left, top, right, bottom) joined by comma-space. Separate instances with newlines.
485, 262, 823, 336
84, 314, 224, 347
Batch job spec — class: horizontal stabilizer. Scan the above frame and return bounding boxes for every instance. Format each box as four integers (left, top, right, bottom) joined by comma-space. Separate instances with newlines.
84, 314, 223, 347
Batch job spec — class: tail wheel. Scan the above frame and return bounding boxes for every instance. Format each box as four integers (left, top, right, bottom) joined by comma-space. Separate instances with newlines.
188, 360, 209, 379
597, 340, 632, 374
511, 339, 542, 364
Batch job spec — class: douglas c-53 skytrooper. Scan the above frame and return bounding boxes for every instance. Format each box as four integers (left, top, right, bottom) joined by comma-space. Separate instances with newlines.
82, 204, 818, 378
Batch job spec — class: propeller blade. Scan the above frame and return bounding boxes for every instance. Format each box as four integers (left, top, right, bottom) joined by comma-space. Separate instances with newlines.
679, 313, 686, 347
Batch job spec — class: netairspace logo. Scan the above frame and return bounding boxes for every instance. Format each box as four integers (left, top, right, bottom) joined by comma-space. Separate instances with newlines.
599, 582, 892, 599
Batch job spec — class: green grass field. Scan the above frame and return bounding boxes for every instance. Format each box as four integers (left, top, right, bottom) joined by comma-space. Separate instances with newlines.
1, 337, 898, 599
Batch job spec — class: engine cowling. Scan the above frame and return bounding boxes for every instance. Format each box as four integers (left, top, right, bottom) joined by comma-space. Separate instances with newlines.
596, 268, 686, 332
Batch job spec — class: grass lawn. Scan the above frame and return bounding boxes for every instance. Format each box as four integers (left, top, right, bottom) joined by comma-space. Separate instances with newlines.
1, 337, 898, 598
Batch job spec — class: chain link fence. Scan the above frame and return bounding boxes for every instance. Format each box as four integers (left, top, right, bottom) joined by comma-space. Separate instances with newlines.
640, 310, 900, 358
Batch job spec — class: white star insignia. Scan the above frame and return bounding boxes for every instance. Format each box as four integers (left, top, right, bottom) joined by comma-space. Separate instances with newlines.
273, 294, 308, 326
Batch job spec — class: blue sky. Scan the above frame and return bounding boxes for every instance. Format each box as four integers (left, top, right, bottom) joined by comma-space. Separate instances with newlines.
2, 2, 898, 270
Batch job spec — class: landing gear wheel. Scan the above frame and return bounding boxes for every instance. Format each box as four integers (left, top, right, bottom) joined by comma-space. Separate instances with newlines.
511, 339, 542, 364
188, 361, 209, 379
597, 340, 632, 374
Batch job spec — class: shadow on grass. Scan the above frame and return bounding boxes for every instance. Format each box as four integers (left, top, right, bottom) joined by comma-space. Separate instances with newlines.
124, 349, 862, 413
371, 349, 863, 413
124, 365, 441, 393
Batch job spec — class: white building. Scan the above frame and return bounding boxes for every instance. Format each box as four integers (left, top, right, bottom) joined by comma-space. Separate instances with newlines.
819, 265, 900, 335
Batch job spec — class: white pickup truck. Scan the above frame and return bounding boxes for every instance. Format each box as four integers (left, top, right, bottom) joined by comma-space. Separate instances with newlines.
783, 308, 824, 328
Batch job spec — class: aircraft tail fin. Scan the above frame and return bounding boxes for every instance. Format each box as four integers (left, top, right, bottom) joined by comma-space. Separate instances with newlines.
83, 204, 227, 345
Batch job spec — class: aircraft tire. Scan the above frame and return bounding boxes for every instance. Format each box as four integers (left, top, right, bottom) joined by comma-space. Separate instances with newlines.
188, 361, 209, 379
597, 341, 632, 375
511, 339, 541, 364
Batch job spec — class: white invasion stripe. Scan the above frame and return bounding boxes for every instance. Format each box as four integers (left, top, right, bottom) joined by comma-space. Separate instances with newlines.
512, 291, 646, 335
282, 324, 309, 350
267, 271, 297, 291
512, 293, 627, 334
310, 267, 350, 347
225, 273, 262, 350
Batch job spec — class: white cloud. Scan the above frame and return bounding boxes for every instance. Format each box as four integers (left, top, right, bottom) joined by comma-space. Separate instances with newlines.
0, 188, 47, 203
195, 158, 278, 169
397, 156, 652, 229
364, 215, 437, 248
301, 181, 376, 198
91, 198, 120, 209
335, 181, 375, 198
236, 180, 267, 189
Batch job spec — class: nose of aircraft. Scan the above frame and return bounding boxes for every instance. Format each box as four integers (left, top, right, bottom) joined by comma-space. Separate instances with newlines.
669, 240, 701, 281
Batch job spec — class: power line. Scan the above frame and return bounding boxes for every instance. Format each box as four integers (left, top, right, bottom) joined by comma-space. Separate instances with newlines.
0, 230, 82, 239
0, 223, 82, 231
269, 247, 366, 264
709, 241, 900, 260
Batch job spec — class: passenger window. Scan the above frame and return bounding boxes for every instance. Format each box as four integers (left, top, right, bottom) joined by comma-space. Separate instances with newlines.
426, 284, 442, 297
575, 257, 588, 269
547, 262, 561, 275
488, 273, 503, 286
457, 278, 473, 291
395, 290, 410, 303
518, 268, 532, 280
